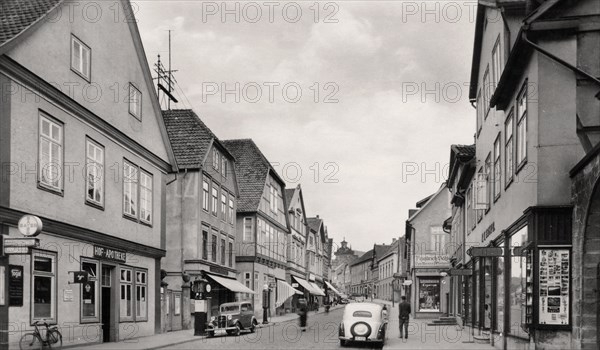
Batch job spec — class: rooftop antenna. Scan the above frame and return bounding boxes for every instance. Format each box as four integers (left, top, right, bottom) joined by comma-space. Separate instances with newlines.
153, 30, 178, 110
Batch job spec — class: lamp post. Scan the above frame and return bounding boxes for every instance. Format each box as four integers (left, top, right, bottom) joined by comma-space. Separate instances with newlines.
192, 274, 210, 336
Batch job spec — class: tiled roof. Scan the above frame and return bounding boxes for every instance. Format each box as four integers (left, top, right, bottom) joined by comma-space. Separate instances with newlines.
161, 109, 220, 169
284, 188, 296, 209
307, 217, 322, 232
373, 244, 389, 259
351, 249, 374, 266
222, 139, 281, 213
452, 144, 475, 158
0, 0, 63, 48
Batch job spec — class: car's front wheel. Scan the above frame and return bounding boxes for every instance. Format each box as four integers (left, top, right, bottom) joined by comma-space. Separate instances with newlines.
233, 323, 241, 336
250, 319, 258, 333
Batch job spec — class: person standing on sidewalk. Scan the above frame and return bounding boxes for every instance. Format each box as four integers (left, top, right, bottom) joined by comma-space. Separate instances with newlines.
398, 296, 411, 339
298, 298, 308, 332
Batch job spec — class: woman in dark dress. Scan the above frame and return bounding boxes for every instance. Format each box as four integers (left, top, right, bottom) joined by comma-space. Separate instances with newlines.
298, 298, 308, 331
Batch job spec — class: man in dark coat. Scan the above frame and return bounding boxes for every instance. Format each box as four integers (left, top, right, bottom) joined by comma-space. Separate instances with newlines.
398, 296, 411, 339
298, 298, 308, 331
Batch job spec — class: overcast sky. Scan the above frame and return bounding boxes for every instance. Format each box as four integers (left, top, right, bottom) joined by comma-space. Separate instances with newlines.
136, 1, 477, 252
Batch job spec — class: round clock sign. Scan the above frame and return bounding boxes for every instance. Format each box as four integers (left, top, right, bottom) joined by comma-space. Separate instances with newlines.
205, 284, 212, 293
17, 215, 43, 237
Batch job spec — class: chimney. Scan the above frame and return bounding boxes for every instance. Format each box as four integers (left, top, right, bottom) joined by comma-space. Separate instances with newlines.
316, 215, 320, 219
392, 238, 397, 243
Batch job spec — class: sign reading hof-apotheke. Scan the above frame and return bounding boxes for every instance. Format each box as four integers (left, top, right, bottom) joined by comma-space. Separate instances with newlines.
93, 245, 127, 263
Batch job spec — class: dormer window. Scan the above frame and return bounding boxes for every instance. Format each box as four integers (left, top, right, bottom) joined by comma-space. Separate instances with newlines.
71, 35, 91, 81
213, 149, 220, 171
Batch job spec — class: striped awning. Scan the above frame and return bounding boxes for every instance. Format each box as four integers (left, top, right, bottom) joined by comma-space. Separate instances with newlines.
325, 281, 342, 296
276, 280, 302, 308
309, 282, 326, 296
206, 273, 257, 294
292, 276, 321, 296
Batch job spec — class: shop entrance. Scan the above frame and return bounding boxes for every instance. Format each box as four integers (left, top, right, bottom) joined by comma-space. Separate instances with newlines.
101, 264, 117, 342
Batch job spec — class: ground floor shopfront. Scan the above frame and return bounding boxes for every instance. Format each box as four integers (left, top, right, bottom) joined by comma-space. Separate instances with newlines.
449, 206, 574, 350
410, 268, 450, 318
0, 218, 163, 349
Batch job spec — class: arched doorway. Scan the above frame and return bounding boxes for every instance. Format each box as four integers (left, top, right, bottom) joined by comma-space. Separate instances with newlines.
582, 178, 600, 349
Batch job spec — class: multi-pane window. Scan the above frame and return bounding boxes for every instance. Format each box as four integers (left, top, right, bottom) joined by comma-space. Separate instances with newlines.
123, 161, 138, 217
494, 134, 501, 200
85, 140, 104, 206
505, 111, 514, 186
243, 218, 253, 242
476, 90, 483, 135
212, 186, 218, 216
135, 271, 147, 320
269, 186, 278, 212
71, 35, 91, 80
221, 157, 227, 177
228, 241, 233, 267
81, 260, 98, 321
202, 229, 208, 260
254, 272, 259, 292
202, 180, 209, 211
492, 36, 503, 89
228, 199, 234, 224
244, 272, 252, 300
220, 238, 226, 265
213, 149, 220, 171
120, 268, 133, 320
211, 233, 218, 262
431, 233, 445, 253
221, 192, 227, 221
516, 84, 528, 166
39, 114, 63, 191
485, 153, 492, 209
483, 67, 490, 119
129, 83, 142, 120
32, 251, 56, 323
140, 171, 153, 224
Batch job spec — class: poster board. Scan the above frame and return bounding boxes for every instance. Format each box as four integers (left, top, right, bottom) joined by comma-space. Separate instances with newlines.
0, 266, 4, 305
9, 265, 23, 306
538, 248, 569, 325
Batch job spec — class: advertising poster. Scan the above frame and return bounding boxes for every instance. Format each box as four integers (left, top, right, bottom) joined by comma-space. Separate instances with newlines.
418, 279, 440, 312
538, 249, 569, 325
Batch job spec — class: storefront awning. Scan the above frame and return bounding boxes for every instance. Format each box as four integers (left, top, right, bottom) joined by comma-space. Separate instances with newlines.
325, 281, 342, 296
309, 282, 326, 296
206, 273, 257, 294
292, 276, 321, 296
276, 280, 302, 308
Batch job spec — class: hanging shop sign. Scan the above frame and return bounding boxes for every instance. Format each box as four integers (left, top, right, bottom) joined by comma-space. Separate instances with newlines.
4, 246, 30, 255
17, 215, 43, 237
93, 245, 126, 263
538, 248, 570, 325
467, 246, 503, 257
3, 238, 40, 248
69, 271, 89, 284
449, 268, 473, 276
9, 265, 23, 306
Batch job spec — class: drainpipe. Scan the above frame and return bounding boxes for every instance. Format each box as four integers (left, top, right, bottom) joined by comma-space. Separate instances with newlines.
180, 169, 188, 273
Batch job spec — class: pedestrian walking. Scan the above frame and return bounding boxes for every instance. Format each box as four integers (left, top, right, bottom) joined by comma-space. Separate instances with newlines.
298, 298, 308, 332
398, 296, 411, 339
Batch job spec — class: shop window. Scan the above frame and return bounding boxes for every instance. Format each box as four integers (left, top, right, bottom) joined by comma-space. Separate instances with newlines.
496, 255, 504, 332
484, 258, 493, 329
81, 260, 99, 322
120, 268, 133, 321
85, 139, 104, 207
509, 225, 528, 336
39, 114, 63, 192
32, 251, 57, 323
418, 279, 440, 312
136, 271, 148, 320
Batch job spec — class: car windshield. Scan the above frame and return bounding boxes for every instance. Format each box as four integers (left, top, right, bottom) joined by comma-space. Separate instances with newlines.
221, 305, 239, 313
352, 310, 372, 318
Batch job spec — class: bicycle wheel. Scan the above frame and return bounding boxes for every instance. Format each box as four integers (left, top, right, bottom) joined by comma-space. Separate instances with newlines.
48, 329, 63, 349
19, 333, 42, 350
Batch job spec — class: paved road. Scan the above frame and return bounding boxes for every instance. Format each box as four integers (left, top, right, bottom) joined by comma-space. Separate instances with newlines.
160, 307, 367, 350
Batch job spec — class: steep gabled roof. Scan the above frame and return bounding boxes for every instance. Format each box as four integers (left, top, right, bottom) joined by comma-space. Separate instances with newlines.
307, 217, 322, 232
408, 183, 448, 223
373, 244, 389, 260
161, 109, 233, 169
284, 188, 296, 209
351, 249, 374, 267
0, 0, 63, 52
222, 139, 285, 213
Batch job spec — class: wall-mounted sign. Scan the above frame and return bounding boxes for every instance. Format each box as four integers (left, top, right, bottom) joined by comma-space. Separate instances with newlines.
449, 268, 472, 276
539, 248, 570, 325
93, 245, 126, 263
3, 238, 39, 248
63, 289, 74, 302
415, 254, 450, 267
481, 222, 495, 242
9, 265, 23, 306
17, 215, 43, 237
4, 246, 30, 255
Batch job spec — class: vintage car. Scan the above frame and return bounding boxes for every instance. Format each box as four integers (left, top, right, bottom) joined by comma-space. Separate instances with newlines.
338, 302, 388, 348
207, 301, 258, 337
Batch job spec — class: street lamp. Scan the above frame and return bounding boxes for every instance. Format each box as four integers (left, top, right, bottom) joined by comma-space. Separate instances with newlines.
262, 284, 270, 324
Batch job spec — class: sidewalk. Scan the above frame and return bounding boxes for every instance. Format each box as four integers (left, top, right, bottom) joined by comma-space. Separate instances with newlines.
382, 299, 487, 349
76, 304, 344, 350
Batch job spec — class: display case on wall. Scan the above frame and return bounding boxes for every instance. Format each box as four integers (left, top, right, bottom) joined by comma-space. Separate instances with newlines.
524, 250, 533, 326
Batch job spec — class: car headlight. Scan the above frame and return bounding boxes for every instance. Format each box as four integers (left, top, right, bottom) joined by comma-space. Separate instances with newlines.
227, 314, 232, 320
210, 316, 215, 322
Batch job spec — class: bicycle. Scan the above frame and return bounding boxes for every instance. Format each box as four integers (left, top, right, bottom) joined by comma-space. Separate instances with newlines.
19, 320, 62, 349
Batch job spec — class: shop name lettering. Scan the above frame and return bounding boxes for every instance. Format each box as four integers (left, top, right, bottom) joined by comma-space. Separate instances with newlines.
481, 222, 495, 242
94, 246, 126, 262
416, 255, 450, 265
11, 269, 22, 278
